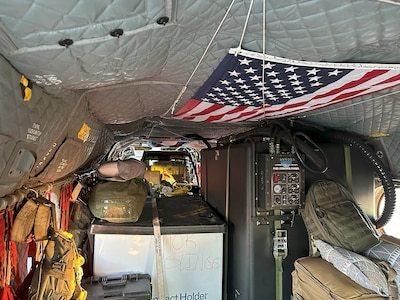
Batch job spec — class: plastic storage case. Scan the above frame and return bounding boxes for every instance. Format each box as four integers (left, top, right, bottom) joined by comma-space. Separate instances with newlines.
82, 273, 151, 300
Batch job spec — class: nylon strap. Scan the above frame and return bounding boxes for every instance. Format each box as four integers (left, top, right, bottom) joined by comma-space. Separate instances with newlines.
11, 199, 38, 242
274, 210, 283, 300
11, 196, 55, 243
71, 182, 83, 202
223, 145, 231, 300
275, 255, 283, 300
344, 145, 353, 192
373, 260, 398, 300
152, 196, 166, 300
34, 196, 54, 240
33, 204, 51, 241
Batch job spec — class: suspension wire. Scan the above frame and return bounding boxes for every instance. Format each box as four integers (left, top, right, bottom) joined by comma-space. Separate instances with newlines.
261, 0, 266, 119
376, 0, 400, 5
164, 0, 237, 116
235, 0, 255, 55
146, 121, 158, 140
235, 0, 267, 122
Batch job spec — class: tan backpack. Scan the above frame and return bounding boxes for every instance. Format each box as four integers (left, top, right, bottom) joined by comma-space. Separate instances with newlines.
28, 229, 87, 300
10, 192, 87, 300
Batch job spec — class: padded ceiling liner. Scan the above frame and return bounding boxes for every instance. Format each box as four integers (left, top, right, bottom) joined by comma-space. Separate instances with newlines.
1, 0, 400, 176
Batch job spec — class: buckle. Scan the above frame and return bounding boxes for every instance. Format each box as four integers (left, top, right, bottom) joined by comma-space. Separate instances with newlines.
51, 262, 67, 271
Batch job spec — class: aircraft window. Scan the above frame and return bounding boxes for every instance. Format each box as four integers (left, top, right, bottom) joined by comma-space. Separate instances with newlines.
376, 186, 400, 238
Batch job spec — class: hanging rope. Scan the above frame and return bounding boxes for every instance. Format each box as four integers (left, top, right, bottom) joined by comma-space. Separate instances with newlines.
164, 0, 236, 116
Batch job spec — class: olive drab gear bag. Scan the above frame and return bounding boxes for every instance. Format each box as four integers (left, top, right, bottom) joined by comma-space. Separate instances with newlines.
302, 180, 380, 253
87, 178, 149, 223
28, 229, 87, 300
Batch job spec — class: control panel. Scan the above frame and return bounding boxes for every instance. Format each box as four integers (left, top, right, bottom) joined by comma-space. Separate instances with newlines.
257, 154, 305, 211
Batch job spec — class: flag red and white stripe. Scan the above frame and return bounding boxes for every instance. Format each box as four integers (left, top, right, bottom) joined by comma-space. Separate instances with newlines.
173, 48, 400, 122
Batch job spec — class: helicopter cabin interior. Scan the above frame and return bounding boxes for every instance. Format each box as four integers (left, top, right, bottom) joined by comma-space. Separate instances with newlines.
0, 1, 400, 300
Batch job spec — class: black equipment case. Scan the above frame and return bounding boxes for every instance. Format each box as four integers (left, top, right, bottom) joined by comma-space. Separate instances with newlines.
82, 273, 152, 300
90, 195, 226, 235
201, 139, 377, 300
90, 195, 226, 300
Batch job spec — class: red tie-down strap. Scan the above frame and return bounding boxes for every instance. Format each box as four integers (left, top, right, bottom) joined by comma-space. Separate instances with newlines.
0, 211, 5, 290
60, 182, 74, 231
0, 207, 18, 300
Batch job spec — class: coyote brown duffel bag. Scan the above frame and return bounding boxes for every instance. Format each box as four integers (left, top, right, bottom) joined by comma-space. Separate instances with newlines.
292, 257, 397, 300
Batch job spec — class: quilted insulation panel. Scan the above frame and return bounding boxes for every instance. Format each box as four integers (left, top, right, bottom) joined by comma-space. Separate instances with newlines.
0, 54, 113, 197
1, 0, 400, 176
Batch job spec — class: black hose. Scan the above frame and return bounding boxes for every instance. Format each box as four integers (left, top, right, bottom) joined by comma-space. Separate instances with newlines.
184, 134, 212, 149
220, 125, 336, 176
325, 131, 395, 229
218, 126, 273, 145
277, 129, 340, 180
292, 131, 329, 174
220, 124, 395, 228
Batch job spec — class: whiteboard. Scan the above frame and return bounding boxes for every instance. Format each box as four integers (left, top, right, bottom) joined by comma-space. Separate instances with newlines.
93, 232, 224, 300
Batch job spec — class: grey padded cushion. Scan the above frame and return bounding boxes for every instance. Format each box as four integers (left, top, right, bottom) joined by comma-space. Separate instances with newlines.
364, 240, 400, 293
315, 239, 389, 296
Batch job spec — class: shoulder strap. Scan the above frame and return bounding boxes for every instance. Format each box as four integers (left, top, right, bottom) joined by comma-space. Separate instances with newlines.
380, 234, 400, 247
11, 196, 56, 243
152, 195, 165, 300
374, 260, 398, 300
33, 197, 53, 241
11, 199, 38, 242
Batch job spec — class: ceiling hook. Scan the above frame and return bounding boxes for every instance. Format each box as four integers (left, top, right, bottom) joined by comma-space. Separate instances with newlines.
156, 16, 169, 26
58, 38, 73, 48
110, 28, 124, 38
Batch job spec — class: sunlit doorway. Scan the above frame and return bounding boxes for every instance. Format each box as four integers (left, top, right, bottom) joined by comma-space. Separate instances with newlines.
376, 185, 400, 238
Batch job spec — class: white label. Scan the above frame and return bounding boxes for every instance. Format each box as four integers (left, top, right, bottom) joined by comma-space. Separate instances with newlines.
34, 74, 62, 86
26, 122, 42, 141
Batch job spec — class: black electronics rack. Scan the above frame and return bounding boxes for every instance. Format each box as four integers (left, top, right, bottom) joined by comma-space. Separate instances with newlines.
257, 153, 305, 212
201, 140, 309, 300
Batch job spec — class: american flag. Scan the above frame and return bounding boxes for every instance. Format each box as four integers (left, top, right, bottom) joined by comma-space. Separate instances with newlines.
172, 48, 400, 122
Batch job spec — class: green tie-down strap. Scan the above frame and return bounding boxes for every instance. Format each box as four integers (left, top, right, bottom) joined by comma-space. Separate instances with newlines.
273, 214, 288, 300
